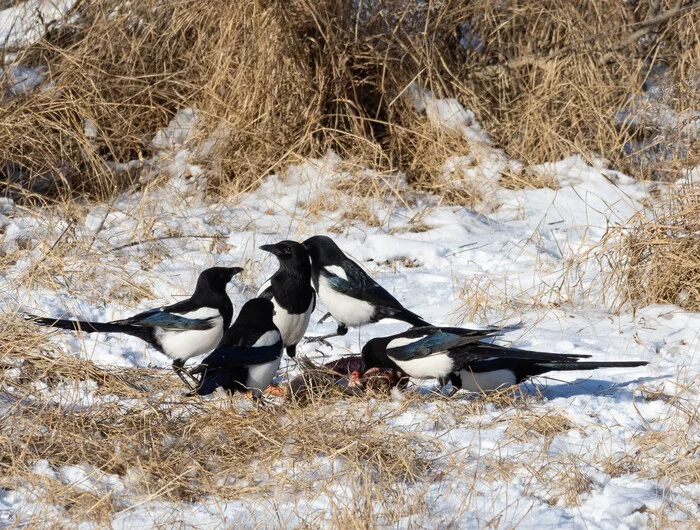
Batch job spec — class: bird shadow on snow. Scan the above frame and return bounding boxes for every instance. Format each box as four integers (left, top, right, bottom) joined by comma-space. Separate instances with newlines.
409, 374, 664, 403
532, 375, 662, 401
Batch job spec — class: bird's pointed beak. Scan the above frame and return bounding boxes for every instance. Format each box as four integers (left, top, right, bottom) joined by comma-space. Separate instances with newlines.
359, 360, 367, 376
259, 243, 279, 255
227, 267, 244, 281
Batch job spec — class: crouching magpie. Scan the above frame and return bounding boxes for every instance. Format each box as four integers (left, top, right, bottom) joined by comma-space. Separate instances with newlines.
303, 235, 430, 340
189, 298, 283, 399
258, 240, 315, 358
26, 266, 242, 387
360, 326, 649, 393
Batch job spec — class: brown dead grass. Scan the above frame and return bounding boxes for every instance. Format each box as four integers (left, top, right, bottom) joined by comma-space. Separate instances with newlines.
610, 179, 700, 312
633, 377, 700, 486
506, 409, 577, 442
2, 0, 699, 203
0, 323, 436, 524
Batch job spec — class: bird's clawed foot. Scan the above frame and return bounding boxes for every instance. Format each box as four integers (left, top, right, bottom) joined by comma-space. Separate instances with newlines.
303, 334, 334, 348
317, 312, 333, 324
173, 362, 199, 391
305, 323, 347, 347
436, 377, 458, 397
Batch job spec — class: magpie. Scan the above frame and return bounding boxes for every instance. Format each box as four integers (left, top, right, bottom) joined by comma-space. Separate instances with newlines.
257, 240, 316, 358
360, 326, 649, 393
189, 298, 283, 399
303, 235, 430, 340
26, 266, 242, 387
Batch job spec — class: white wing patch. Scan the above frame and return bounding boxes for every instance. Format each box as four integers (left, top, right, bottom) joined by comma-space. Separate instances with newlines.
253, 329, 282, 348
324, 265, 348, 281
458, 369, 517, 393
387, 336, 427, 350
318, 275, 374, 327
171, 307, 221, 320
393, 352, 453, 379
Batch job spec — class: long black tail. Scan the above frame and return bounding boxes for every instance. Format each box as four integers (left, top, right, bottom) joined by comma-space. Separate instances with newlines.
537, 360, 649, 371
395, 308, 431, 328
25, 314, 152, 342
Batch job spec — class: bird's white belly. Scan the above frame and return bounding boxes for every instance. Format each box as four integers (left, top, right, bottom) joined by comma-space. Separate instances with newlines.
272, 297, 314, 346
393, 352, 453, 379
246, 355, 282, 394
458, 369, 517, 393
318, 276, 375, 327
157, 315, 224, 361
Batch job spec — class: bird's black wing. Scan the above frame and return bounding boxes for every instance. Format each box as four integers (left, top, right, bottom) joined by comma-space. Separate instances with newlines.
386, 327, 498, 362
191, 341, 283, 374
111, 300, 218, 331
447, 341, 591, 365
321, 260, 404, 309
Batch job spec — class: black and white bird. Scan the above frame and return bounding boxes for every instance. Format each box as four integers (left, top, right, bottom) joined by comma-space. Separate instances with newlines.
303, 235, 430, 340
257, 240, 316, 358
26, 266, 242, 386
189, 298, 283, 399
360, 326, 649, 393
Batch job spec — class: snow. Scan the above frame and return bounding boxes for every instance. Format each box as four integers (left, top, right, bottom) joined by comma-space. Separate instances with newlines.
0, 0, 75, 50
1, 95, 699, 526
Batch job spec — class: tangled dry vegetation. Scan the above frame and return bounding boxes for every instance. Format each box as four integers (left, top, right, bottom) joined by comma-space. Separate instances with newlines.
0, 315, 434, 525
2, 0, 700, 203
610, 180, 700, 312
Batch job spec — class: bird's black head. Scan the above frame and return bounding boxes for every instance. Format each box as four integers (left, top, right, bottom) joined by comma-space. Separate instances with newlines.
234, 297, 276, 330
260, 240, 311, 274
224, 297, 279, 347
195, 266, 243, 294
359, 337, 392, 376
303, 235, 346, 267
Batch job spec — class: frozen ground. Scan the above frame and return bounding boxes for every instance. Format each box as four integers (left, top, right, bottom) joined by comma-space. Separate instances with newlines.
1, 96, 699, 528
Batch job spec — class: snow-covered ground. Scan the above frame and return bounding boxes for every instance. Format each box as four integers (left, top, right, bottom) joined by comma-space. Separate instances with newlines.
1, 92, 699, 527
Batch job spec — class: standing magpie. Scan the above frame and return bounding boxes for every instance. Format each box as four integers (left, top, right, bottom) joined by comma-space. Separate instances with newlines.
189, 298, 283, 399
257, 240, 316, 358
26, 266, 242, 386
303, 235, 430, 340
360, 326, 649, 393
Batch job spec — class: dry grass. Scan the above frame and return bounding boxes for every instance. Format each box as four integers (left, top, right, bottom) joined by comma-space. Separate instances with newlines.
0, 322, 436, 524
506, 409, 577, 443
633, 377, 700, 486
3, 0, 699, 204
610, 179, 700, 312
2, 313, 697, 526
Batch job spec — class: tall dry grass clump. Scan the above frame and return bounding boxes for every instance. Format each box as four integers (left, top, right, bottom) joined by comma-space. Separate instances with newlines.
610, 179, 700, 311
1, 0, 699, 201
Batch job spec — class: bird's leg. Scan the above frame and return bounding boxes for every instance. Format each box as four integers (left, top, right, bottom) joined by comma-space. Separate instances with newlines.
439, 374, 462, 398
317, 312, 333, 324
172, 359, 197, 391
305, 324, 346, 346
248, 390, 267, 409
